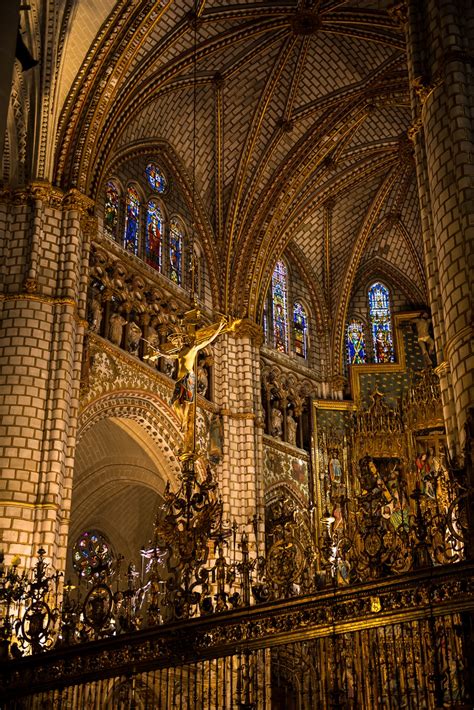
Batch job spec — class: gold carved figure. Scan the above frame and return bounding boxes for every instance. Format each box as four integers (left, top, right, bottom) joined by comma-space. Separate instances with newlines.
145, 308, 241, 455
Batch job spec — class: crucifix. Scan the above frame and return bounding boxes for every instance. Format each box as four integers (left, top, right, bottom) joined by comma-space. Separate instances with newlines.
145, 308, 241, 458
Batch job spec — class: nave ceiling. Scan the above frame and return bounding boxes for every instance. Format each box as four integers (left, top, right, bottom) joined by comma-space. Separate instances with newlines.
11, 0, 424, 353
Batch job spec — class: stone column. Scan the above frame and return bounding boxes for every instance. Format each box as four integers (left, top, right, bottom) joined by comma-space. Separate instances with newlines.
213, 320, 264, 535
0, 185, 94, 570
405, 0, 474, 454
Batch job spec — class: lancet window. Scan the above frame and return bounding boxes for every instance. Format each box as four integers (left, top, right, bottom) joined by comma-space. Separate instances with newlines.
169, 218, 184, 285
368, 282, 394, 363
272, 261, 289, 353
264, 260, 311, 359
145, 200, 163, 271
103, 161, 201, 291
346, 320, 367, 364
104, 180, 120, 240
293, 301, 308, 358
124, 185, 140, 254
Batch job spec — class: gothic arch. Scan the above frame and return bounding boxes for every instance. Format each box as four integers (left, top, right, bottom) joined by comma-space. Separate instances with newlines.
69, 390, 187, 571
96, 139, 221, 309
77, 390, 182, 482
331, 162, 405, 370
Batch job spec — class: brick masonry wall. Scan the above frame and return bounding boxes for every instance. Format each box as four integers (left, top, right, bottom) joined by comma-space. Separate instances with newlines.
0, 187, 91, 570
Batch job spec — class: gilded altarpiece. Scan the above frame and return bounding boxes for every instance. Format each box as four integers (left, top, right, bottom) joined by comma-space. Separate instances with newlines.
313, 313, 462, 583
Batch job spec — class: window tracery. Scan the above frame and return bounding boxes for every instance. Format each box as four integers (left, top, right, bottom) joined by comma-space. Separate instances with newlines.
264, 261, 312, 360
145, 163, 167, 193
103, 162, 202, 293
104, 180, 120, 240
368, 282, 394, 363
272, 260, 289, 353
293, 301, 308, 359
145, 200, 163, 271
72, 530, 115, 579
124, 185, 140, 255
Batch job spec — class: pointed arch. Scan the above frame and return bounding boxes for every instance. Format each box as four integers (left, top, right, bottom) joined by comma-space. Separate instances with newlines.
96, 141, 221, 309
77, 390, 183, 484
332, 162, 403, 371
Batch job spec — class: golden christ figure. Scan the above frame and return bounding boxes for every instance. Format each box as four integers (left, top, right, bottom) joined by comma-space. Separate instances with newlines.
145, 308, 241, 455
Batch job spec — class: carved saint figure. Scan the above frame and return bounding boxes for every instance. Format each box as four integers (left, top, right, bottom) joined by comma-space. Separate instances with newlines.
127, 321, 142, 356
161, 356, 175, 378
197, 354, 213, 397
409, 311, 435, 366
271, 403, 283, 439
90, 293, 103, 333
108, 312, 127, 346
329, 453, 342, 484
144, 321, 160, 367
287, 411, 297, 446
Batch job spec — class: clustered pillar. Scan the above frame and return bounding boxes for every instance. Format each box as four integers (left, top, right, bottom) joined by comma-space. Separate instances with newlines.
0, 185, 93, 570
405, 0, 474, 456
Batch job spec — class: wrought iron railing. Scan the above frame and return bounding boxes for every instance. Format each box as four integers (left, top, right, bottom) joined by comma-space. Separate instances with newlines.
1, 562, 473, 708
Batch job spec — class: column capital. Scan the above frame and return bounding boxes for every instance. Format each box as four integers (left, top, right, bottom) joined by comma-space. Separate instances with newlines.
229, 318, 264, 346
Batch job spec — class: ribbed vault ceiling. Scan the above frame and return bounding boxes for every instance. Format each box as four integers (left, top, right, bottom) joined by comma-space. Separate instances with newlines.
40, 1, 423, 353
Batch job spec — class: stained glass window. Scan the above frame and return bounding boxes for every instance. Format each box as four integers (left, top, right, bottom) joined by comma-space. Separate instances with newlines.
145, 163, 167, 193
272, 260, 288, 353
124, 186, 140, 254
72, 530, 115, 579
368, 282, 394, 363
347, 320, 366, 364
169, 218, 183, 285
104, 180, 119, 239
293, 301, 308, 358
145, 200, 163, 271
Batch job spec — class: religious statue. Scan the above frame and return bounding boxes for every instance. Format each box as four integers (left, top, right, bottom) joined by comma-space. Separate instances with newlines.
145, 308, 241, 455
271, 403, 283, 439
407, 311, 435, 366
197, 354, 213, 397
329, 452, 343, 485
287, 411, 297, 446
108, 312, 127, 346
162, 356, 175, 378
127, 321, 142, 356
89, 293, 102, 334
